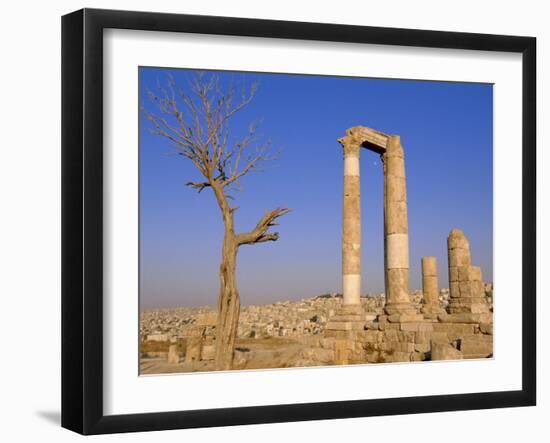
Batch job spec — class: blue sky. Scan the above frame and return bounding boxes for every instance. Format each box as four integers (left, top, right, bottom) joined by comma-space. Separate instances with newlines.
139, 67, 493, 309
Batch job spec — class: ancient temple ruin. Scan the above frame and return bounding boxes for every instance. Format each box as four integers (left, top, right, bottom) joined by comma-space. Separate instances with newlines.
140, 125, 494, 373
323, 125, 493, 364
337, 126, 418, 317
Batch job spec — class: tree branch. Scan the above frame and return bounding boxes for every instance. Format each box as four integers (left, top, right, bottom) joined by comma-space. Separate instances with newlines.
185, 181, 211, 193
236, 208, 290, 246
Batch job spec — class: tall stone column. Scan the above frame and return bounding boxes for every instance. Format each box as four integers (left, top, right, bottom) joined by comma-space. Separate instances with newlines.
383, 135, 415, 316
326, 135, 364, 363
339, 135, 362, 306
421, 256, 443, 319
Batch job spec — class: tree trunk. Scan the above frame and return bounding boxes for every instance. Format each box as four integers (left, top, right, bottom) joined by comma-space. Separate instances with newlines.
214, 228, 240, 370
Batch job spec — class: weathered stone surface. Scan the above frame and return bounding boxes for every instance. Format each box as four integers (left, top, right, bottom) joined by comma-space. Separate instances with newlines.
185, 337, 202, 363
385, 351, 411, 363
362, 330, 383, 343
439, 312, 492, 324
200, 344, 215, 361
415, 342, 431, 353
433, 323, 476, 335
146, 334, 169, 342
334, 339, 353, 364
386, 233, 409, 269
480, 323, 493, 335
387, 313, 424, 323
167, 344, 180, 364
300, 348, 335, 364
380, 134, 416, 316
431, 342, 463, 361
446, 230, 491, 316
460, 335, 493, 358
340, 135, 362, 307
386, 201, 409, 235
421, 256, 443, 318
386, 175, 407, 203
400, 321, 434, 332
325, 321, 364, 331
379, 342, 415, 353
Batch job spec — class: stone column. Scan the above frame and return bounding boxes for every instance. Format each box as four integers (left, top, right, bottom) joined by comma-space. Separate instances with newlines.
447, 229, 490, 317
421, 256, 442, 318
338, 135, 362, 306
383, 135, 415, 316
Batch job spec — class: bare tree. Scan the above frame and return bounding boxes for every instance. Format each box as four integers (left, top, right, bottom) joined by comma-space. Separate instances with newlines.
143, 72, 289, 370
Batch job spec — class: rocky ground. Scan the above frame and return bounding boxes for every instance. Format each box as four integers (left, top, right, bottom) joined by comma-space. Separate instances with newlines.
139, 284, 493, 374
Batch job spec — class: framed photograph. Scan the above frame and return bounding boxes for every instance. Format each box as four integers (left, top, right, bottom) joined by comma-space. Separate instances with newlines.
62, 8, 536, 435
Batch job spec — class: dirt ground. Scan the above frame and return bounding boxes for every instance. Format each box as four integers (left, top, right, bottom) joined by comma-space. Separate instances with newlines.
139, 337, 321, 375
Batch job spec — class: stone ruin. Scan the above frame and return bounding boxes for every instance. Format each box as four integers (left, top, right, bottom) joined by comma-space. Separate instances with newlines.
322, 126, 493, 365
140, 125, 493, 372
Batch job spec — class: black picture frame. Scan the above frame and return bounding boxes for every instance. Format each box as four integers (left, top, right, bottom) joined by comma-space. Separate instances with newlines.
61, 8, 536, 435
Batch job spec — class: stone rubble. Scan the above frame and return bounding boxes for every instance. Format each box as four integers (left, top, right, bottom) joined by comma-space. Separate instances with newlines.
140, 273, 493, 371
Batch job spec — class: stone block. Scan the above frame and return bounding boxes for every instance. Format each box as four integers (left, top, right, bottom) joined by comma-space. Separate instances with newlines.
185, 337, 202, 363
460, 335, 493, 358
480, 323, 493, 335
433, 322, 475, 335
386, 201, 409, 235
330, 314, 364, 322
386, 176, 407, 204
379, 341, 415, 353
362, 330, 382, 343
338, 304, 365, 315
414, 342, 431, 353
400, 322, 434, 332
458, 281, 473, 297
364, 313, 378, 322
146, 334, 169, 342
442, 312, 492, 324
447, 229, 469, 248
410, 351, 427, 362
386, 233, 409, 269
457, 266, 472, 281
398, 331, 416, 342
364, 321, 379, 330
421, 256, 437, 276
431, 331, 451, 345
431, 342, 463, 361
471, 266, 482, 281
324, 330, 348, 339
385, 351, 411, 363
326, 321, 352, 331
320, 337, 336, 349
200, 344, 215, 361
388, 313, 425, 323
415, 331, 431, 344
448, 249, 471, 267
334, 339, 352, 364
383, 329, 399, 342
449, 267, 459, 283
449, 282, 460, 299
382, 322, 401, 331
306, 348, 335, 364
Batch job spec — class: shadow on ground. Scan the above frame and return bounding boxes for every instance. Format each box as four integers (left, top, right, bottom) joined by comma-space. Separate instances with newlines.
36, 410, 60, 426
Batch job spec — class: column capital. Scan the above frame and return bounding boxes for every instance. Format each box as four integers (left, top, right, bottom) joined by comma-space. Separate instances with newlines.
338, 135, 362, 157
386, 135, 404, 158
